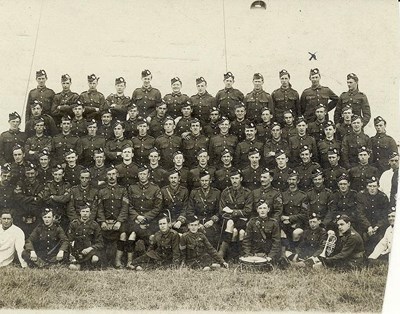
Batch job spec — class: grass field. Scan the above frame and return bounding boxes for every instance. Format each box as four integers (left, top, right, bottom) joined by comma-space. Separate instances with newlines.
0, 264, 388, 312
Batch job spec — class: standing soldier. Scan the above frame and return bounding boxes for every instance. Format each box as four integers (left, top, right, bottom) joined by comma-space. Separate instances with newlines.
25, 100, 58, 138
336, 105, 353, 142
96, 166, 129, 268
104, 121, 133, 165
89, 148, 107, 188
306, 169, 332, 222
124, 103, 140, 138
230, 103, 247, 143
79, 74, 106, 121
24, 117, 52, 163
203, 107, 221, 138
334, 73, 371, 126
308, 104, 328, 143
25, 69, 55, 121
154, 117, 182, 169
131, 69, 162, 119
63, 149, 85, 187
51, 74, 79, 125
149, 102, 168, 138
272, 149, 293, 192
241, 149, 263, 191
299, 68, 338, 123
271, 69, 300, 125
182, 118, 209, 169
104, 77, 131, 121
189, 148, 216, 190
281, 110, 297, 140
215, 72, 244, 120
9, 144, 27, 187
215, 149, 234, 192
244, 73, 274, 123
36, 149, 53, 184
209, 117, 238, 167
97, 109, 115, 141
348, 146, 379, 192
0, 112, 26, 166
163, 77, 190, 119
323, 149, 347, 192
115, 145, 139, 188
255, 107, 273, 141
190, 77, 216, 124
295, 145, 321, 191
147, 148, 169, 188
132, 118, 155, 166
263, 122, 289, 170
317, 121, 341, 169
234, 122, 264, 167
79, 119, 105, 167
70, 101, 87, 137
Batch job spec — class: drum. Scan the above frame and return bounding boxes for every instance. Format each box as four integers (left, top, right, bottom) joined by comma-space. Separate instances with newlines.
239, 256, 273, 271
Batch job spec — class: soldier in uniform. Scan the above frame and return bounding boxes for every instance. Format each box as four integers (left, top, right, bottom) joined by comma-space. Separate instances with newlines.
67, 169, 98, 222
308, 104, 328, 143
24, 117, 52, 163
180, 215, 228, 270
252, 167, 283, 220
51, 74, 79, 125
323, 148, 347, 192
127, 215, 180, 270
0, 112, 26, 166
317, 121, 341, 169
67, 204, 103, 270
182, 118, 209, 169
149, 102, 167, 138
115, 144, 139, 188
124, 103, 140, 138
348, 146, 379, 192
63, 149, 85, 187
215, 72, 244, 120
79, 74, 106, 121
97, 109, 115, 141
175, 100, 193, 137
132, 118, 155, 166
96, 166, 129, 268
25, 69, 55, 121
370, 116, 398, 175
71, 101, 87, 137
163, 77, 190, 119
380, 152, 399, 207
147, 148, 168, 188
190, 77, 216, 124
271, 69, 300, 125
215, 149, 234, 192
104, 120, 133, 165
356, 176, 390, 255
0, 166, 15, 211
187, 170, 221, 248
306, 169, 332, 222
36, 149, 53, 184
79, 119, 105, 167
89, 148, 107, 188
288, 116, 318, 167
131, 69, 162, 119
334, 73, 371, 126
241, 148, 263, 191
299, 68, 338, 123
255, 107, 273, 141
104, 77, 131, 121
230, 102, 248, 142
154, 116, 182, 169
25, 100, 58, 138
244, 73, 274, 123
234, 122, 264, 167
263, 122, 289, 170
170, 151, 189, 188
281, 110, 297, 140
203, 107, 221, 138
336, 104, 353, 142
242, 200, 281, 263
22, 208, 68, 267
341, 115, 372, 169
209, 117, 238, 167
189, 148, 216, 190
295, 145, 321, 191
9, 144, 27, 187
272, 149, 292, 192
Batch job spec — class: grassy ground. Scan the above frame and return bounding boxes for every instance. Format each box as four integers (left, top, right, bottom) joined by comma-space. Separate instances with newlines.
0, 264, 387, 312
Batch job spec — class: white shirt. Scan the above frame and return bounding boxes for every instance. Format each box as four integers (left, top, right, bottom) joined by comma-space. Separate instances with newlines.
0, 224, 27, 267
369, 225, 394, 260
379, 169, 394, 199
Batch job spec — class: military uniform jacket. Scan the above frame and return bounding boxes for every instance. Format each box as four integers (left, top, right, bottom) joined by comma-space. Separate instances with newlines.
51, 90, 79, 121
215, 87, 244, 120
288, 134, 318, 166
295, 161, 321, 191
79, 90, 106, 120
0, 183, 15, 210
175, 116, 192, 136
79, 135, 106, 166
25, 114, 58, 137
89, 165, 107, 188
67, 185, 98, 221
104, 137, 133, 164
149, 116, 166, 139
282, 124, 297, 141
160, 185, 189, 221
97, 124, 114, 141
163, 92, 190, 119
64, 164, 85, 187
219, 186, 253, 219
271, 166, 292, 192
190, 91, 216, 123
131, 86, 162, 118
317, 138, 341, 169
24, 135, 53, 159
271, 86, 300, 124
241, 165, 262, 191
252, 186, 283, 220
187, 187, 221, 222
209, 134, 238, 166
26, 86, 55, 119
348, 163, 379, 192
306, 186, 332, 220
230, 119, 247, 142
104, 93, 131, 121
203, 121, 219, 138
334, 90, 370, 125
132, 135, 155, 166
255, 122, 272, 141
300, 85, 338, 122
124, 118, 140, 138
336, 122, 352, 142
25, 223, 69, 257
244, 89, 274, 123
52, 133, 82, 163
115, 161, 139, 187
356, 190, 390, 232
215, 166, 233, 191
71, 118, 88, 137
154, 134, 182, 169
14, 179, 44, 217
182, 134, 209, 169
234, 139, 264, 167
128, 182, 162, 222
40, 181, 71, 215
297, 226, 326, 259
147, 229, 180, 264
189, 165, 216, 190
148, 166, 169, 188
0, 129, 27, 165
308, 120, 326, 143
326, 228, 364, 264
282, 189, 308, 228
341, 131, 371, 169
325, 189, 358, 225
242, 216, 281, 258
180, 231, 224, 264
263, 138, 290, 169
323, 165, 347, 192
67, 218, 103, 253
370, 133, 398, 172
97, 183, 129, 223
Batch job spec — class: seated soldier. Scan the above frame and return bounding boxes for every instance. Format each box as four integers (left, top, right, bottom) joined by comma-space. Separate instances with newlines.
68, 204, 103, 270
22, 208, 69, 267
180, 215, 228, 270
127, 215, 180, 271
368, 208, 395, 266
242, 200, 281, 264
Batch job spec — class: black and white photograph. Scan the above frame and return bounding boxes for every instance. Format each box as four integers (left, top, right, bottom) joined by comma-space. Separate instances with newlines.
0, 0, 399, 313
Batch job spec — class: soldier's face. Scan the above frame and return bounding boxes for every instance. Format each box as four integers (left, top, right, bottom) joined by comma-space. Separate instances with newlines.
156, 105, 167, 117
13, 149, 24, 163
65, 153, 77, 166
190, 122, 201, 135
42, 212, 54, 226
107, 169, 118, 184
260, 173, 272, 186
312, 175, 324, 187
61, 80, 71, 91
80, 173, 91, 187
337, 219, 351, 235
149, 152, 160, 164
1, 172, 11, 185
358, 152, 369, 164
300, 150, 311, 163
142, 75, 152, 86
87, 124, 97, 135
284, 113, 294, 125
171, 81, 182, 92
296, 122, 307, 135
122, 148, 133, 161
196, 82, 207, 94
31, 105, 42, 117
308, 218, 320, 230
164, 120, 175, 133
261, 110, 272, 122
287, 176, 299, 188
328, 154, 339, 166
366, 182, 379, 195
218, 120, 230, 133
94, 153, 105, 166
102, 114, 113, 125
197, 152, 209, 166
114, 125, 125, 138
249, 153, 261, 165
88, 81, 98, 90
342, 110, 352, 121
276, 155, 287, 168
315, 108, 326, 120
52, 169, 64, 182
25, 169, 37, 182
221, 153, 232, 166
181, 106, 192, 117
253, 78, 263, 89
230, 174, 242, 188
138, 169, 150, 183
209, 111, 220, 122
80, 208, 91, 221
137, 123, 149, 136
200, 175, 211, 189
271, 126, 281, 139
72, 106, 84, 118
173, 154, 184, 167
224, 78, 234, 89
338, 180, 350, 193
324, 126, 335, 138
39, 155, 50, 168
257, 203, 270, 218
36, 75, 47, 87
9, 118, 21, 130
1, 214, 13, 229
310, 74, 320, 85
61, 121, 72, 133
158, 218, 170, 233
128, 107, 139, 119
388, 213, 396, 226
347, 78, 357, 91
245, 128, 256, 140
188, 221, 200, 233
280, 74, 290, 88
351, 119, 362, 132
168, 173, 180, 187
374, 121, 386, 134
235, 107, 246, 119
115, 83, 126, 94
388, 157, 399, 170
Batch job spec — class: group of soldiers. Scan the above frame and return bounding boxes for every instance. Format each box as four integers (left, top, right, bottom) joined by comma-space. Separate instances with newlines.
0, 67, 397, 271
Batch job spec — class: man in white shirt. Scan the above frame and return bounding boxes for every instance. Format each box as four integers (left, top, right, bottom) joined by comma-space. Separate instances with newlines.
380, 152, 399, 207
0, 210, 27, 268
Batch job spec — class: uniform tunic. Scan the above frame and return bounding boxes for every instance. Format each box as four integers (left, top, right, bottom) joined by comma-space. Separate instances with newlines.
271, 86, 300, 124
317, 138, 341, 169
182, 134, 209, 169
104, 93, 131, 121
234, 139, 264, 167
300, 85, 338, 122
0, 129, 27, 165
160, 185, 189, 222
348, 163, 379, 192
26, 86, 55, 120
281, 189, 308, 229
190, 91, 216, 123
252, 186, 283, 220
163, 92, 190, 119
334, 90, 370, 125
306, 186, 332, 220
341, 131, 371, 169
288, 134, 318, 166
79, 90, 106, 120
370, 133, 398, 173
295, 161, 321, 191
79, 135, 106, 167
132, 135, 155, 166
296, 226, 326, 259
215, 88, 244, 120
131, 86, 162, 118
323, 165, 347, 192
244, 89, 274, 123
67, 185, 99, 221
51, 90, 79, 124
154, 134, 182, 169
209, 134, 238, 166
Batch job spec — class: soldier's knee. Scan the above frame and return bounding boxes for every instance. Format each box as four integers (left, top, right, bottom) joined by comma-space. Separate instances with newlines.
225, 220, 234, 233
239, 229, 246, 241
120, 232, 127, 241
128, 232, 136, 241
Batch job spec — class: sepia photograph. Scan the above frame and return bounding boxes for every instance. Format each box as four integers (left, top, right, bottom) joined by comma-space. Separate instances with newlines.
0, 0, 399, 313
